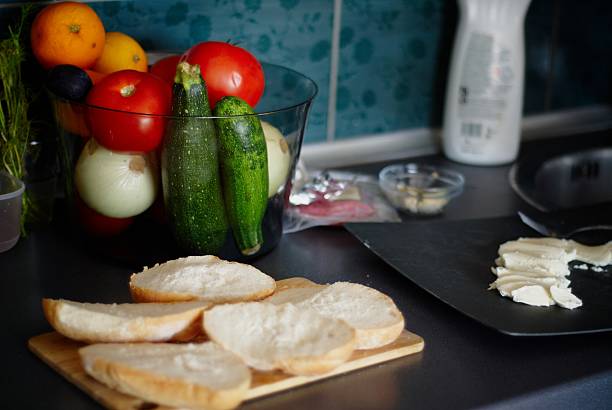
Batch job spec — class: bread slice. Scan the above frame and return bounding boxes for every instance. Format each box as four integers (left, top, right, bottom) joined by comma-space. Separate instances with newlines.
42, 298, 210, 343
130, 255, 276, 304
267, 281, 404, 350
79, 342, 251, 410
203, 302, 355, 376
274, 277, 321, 291
265, 277, 327, 305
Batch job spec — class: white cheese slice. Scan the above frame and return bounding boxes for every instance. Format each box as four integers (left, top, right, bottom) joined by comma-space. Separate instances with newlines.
499, 242, 576, 264
493, 266, 563, 279
550, 285, 582, 309
491, 237, 611, 310
497, 252, 569, 276
573, 242, 612, 266
496, 281, 540, 297
517, 237, 612, 266
511, 285, 554, 307
556, 277, 571, 288
517, 237, 572, 248
490, 274, 558, 288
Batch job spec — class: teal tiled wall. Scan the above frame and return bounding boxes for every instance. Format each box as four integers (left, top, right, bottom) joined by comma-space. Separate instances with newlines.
89, 0, 334, 143
3, 0, 612, 144
335, 0, 445, 139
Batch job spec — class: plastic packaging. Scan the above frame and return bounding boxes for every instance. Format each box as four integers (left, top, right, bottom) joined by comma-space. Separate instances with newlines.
284, 168, 401, 233
442, 0, 532, 165
0, 172, 25, 252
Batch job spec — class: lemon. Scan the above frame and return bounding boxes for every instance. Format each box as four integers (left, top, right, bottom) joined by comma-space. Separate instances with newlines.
93, 32, 147, 74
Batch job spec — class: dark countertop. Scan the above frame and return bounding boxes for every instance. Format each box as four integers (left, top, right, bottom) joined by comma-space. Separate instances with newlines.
2, 131, 612, 409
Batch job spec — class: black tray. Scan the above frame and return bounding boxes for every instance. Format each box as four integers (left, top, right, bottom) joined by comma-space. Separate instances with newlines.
346, 217, 612, 336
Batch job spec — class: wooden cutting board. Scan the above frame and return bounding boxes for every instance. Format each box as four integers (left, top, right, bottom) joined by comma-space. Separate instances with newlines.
29, 330, 424, 409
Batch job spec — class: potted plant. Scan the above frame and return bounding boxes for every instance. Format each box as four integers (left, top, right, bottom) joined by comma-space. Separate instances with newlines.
0, 6, 33, 251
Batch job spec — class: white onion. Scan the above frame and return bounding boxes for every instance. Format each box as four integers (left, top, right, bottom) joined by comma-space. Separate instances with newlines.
75, 139, 158, 218
262, 121, 291, 198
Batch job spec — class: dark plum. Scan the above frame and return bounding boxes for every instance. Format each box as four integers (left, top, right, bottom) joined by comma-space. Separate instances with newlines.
46, 64, 93, 101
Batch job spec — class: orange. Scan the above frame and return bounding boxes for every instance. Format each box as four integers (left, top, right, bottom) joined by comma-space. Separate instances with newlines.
84, 69, 107, 85
52, 100, 90, 139
93, 32, 148, 74
31, 2, 105, 69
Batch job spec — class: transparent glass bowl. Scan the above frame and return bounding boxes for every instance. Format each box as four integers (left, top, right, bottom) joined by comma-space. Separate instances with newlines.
0, 172, 25, 252
49, 62, 317, 263
379, 163, 465, 215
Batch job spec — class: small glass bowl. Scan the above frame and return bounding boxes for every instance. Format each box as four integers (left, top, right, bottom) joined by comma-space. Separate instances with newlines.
378, 163, 465, 215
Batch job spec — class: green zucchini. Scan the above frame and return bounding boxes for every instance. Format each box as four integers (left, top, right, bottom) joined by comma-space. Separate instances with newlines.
161, 62, 228, 254
213, 96, 268, 255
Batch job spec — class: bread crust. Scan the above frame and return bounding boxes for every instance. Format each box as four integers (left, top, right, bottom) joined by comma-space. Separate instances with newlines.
171, 313, 206, 342
129, 283, 197, 303
80, 348, 250, 410
129, 256, 276, 304
278, 326, 356, 375
204, 303, 357, 376
274, 277, 323, 291
265, 280, 406, 350
348, 288, 405, 349
42, 298, 208, 343
129, 280, 275, 304
42, 298, 61, 335
353, 316, 405, 350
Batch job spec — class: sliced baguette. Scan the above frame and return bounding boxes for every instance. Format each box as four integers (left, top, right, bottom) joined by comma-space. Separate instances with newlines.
203, 302, 355, 376
130, 255, 276, 303
274, 277, 321, 291
266, 281, 404, 350
42, 298, 210, 343
79, 342, 250, 410
266, 277, 327, 305
304, 282, 405, 349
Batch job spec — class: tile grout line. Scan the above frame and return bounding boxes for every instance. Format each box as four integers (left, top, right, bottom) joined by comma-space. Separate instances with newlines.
326, 0, 342, 142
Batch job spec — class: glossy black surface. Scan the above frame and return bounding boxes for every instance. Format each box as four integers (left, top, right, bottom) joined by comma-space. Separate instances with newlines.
2, 132, 612, 409
347, 217, 612, 336
510, 128, 612, 211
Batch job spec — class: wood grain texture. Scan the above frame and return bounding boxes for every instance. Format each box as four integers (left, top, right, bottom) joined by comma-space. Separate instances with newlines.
28, 330, 424, 409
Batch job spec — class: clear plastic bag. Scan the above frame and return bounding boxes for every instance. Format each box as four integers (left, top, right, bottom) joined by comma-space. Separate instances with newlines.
283, 166, 401, 233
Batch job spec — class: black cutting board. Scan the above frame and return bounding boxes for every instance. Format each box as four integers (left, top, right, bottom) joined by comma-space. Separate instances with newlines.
346, 217, 612, 336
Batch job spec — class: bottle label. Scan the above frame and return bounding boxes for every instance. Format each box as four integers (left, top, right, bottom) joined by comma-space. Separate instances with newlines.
457, 32, 514, 154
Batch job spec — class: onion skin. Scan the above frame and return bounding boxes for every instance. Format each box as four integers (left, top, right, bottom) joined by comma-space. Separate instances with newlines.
262, 121, 290, 198
75, 139, 158, 218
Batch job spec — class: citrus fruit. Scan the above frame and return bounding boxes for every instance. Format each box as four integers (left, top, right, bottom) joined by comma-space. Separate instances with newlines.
85, 69, 107, 85
53, 100, 90, 139
30, 1, 105, 69
93, 32, 148, 74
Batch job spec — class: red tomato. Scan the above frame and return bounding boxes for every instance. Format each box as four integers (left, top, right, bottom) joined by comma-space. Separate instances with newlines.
181, 41, 264, 108
75, 194, 133, 237
148, 193, 167, 225
86, 70, 171, 152
150, 55, 181, 86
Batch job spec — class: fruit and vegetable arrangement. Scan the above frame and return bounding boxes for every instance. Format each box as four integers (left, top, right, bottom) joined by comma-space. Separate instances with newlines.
33, 1, 293, 257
